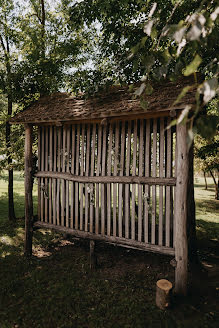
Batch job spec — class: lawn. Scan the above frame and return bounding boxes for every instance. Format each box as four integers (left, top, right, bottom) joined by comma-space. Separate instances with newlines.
0, 171, 218, 328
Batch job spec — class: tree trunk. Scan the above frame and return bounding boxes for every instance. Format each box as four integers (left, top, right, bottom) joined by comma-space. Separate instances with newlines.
209, 170, 219, 200
187, 143, 198, 264
203, 171, 207, 190
6, 95, 16, 221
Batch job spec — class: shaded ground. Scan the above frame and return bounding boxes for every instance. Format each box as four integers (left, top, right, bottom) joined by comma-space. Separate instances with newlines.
0, 174, 218, 328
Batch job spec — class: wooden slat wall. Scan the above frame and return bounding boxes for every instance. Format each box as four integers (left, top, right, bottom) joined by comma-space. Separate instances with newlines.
38, 117, 176, 252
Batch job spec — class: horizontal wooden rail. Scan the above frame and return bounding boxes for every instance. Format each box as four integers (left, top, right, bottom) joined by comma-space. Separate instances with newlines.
34, 221, 175, 255
35, 171, 176, 186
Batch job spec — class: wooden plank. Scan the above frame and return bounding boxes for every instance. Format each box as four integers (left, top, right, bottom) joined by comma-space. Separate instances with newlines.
144, 119, 151, 243
37, 127, 41, 221
125, 121, 131, 238
45, 126, 49, 223
131, 120, 137, 240
159, 118, 164, 246
35, 171, 176, 186
175, 122, 189, 296
53, 127, 57, 225
107, 124, 113, 236
113, 122, 119, 236
101, 124, 107, 235
56, 127, 61, 226
65, 126, 70, 227
95, 124, 102, 234
49, 126, 53, 224
138, 120, 143, 242
80, 124, 85, 230
152, 119, 157, 244
70, 125, 75, 229
27, 109, 176, 126
118, 122, 125, 238
34, 221, 175, 256
61, 126, 66, 226
166, 118, 171, 247
75, 124, 80, 229
85, 124, 91, 232
90, 124, 96, 233
40, 127, 45, 221
173, 129, 178, 247
24, 124, 33, 256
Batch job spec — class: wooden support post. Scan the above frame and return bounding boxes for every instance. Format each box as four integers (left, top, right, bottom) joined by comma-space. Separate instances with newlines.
24, 124, 33, 257
174, 123, 189, 296
89, 240, 96, 270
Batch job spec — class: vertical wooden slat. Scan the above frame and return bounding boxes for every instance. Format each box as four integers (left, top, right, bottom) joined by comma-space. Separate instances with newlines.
95, 124, 102, 234
45, 126, 48, 223
40, 127, 44, 221
107, 124, 113, 236
80, 124, 85, 230
65, 126, 70, 227
37, 127, 41, 221
125, 121, 131, 238
53, 127, 57, 225
49, 126, 53, 224
113, 122, 119, 237
166, 118, 171, 247
56, 127, 61, 226
159, 118, 164, 246
101, 124, 107, 235
138, 120, 143, 241
90, 124, 96, 233
24, 124, 33, 256
173, 129, 178, 247
144, 119, 150, 243
131, 120, 137, 240
70, 125, 75, 229
75, 124, 80, 229
152, 119, 157, 244
61, 127, 66, 226
85, 124, 90, 232
118, 122, 125, 237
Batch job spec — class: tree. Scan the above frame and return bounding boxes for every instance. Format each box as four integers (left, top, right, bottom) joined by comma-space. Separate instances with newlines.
0, 0, 20, 220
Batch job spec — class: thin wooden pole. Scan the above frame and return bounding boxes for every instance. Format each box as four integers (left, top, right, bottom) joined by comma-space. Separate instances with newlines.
138, 120, 143, 242
107, 124, 113, 236
125, 121, 131, 238
131, 120, 137, 240
37, 127, 41, 221
24, 124, 33, 257
159, 118, 164, 246
174, 123, 189, 296
90, 124, 96, 233
144, 119, 150, 243
85, 124, 91, 232
152, 119, 157, 244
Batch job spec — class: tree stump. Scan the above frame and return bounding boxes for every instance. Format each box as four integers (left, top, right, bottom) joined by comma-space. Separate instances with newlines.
156, 279, 172, 310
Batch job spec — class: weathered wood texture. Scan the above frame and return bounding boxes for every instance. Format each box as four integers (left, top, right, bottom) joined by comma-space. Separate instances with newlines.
174, 123, 189, 296
24, 124, 33, 256
156, 279, 173, 310
36, 118, 176, 254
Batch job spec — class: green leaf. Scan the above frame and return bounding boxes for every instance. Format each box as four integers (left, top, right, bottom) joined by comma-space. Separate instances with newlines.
140, 98, 149, 110
183, 55, 202, 76
144, 83, 153, 95
196, 115, 219, 139
173, 85, 194, 106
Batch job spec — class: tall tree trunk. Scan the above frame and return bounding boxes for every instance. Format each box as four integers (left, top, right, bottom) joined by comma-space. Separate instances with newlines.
187, 142, 198, 264
6, 94, 16, 220
203, 170, 208, 190
209, 170, 219, 200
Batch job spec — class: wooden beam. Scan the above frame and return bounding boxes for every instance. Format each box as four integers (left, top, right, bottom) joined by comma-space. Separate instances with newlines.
34, 221, 175, 256
174, 123, 189, 296
35, 171, 176, 186
24, 124, 33, 256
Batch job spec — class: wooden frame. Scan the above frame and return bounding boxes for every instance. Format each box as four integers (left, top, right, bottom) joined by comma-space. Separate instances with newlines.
23, 114, 190, 296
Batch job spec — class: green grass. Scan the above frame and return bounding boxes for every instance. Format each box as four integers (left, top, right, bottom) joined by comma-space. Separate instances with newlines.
0, 172, 218, 328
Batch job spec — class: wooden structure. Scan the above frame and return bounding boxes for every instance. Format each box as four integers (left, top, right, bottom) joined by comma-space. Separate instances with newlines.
11, 78, 195, 295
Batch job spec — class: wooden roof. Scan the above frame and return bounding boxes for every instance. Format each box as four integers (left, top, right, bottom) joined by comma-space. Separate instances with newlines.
10, 77, 197, 124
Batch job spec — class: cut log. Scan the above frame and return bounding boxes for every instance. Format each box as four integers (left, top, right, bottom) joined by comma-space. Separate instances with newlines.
156, 279, 172, 310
